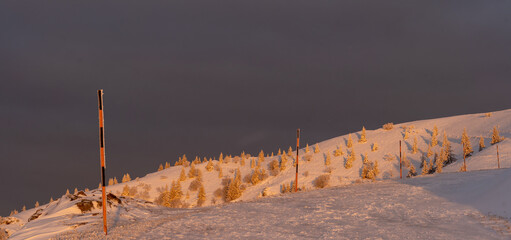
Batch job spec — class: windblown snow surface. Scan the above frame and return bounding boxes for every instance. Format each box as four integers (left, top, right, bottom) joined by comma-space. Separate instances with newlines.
2, 109, 511, 239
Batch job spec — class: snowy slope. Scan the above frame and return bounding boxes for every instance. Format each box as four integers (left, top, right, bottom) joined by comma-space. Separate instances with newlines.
2, 108, 511, 239
54, 168, 511, 239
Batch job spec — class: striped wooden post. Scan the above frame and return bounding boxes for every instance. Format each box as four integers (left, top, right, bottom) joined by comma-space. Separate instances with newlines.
295, 129, 300, 192
97, 90, 108, 235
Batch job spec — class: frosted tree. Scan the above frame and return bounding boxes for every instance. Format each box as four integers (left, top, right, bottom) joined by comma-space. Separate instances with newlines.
288, 147, 293, 156
250, 158, 256, 168
74, 188, 78, 194
359, 127, 367, 143
305, 144, 310, 153
113, 177, 118, 185
412, 137, 418, 154
314, 143, 320, 153
345, 148, 355, 169
431, 126, 438, 147
347, 134, 353, 148
122, 173, 131, 183
165, 162, 171, 169
404, 130, 409, 140
363, 153, 369, 164
436, 150, 444, 173
372, 142, 378, 152
251, 167, 261, 185
407, 164, 417, 178
22, 206, 26, 211
479, 136, 485, 151
205, 159, 214, 171
179, 168, 187, 181
426, 144, 433, 158
374, 160, 380, 176
188, 163, 197, 178
66, 189, 70, 195
491, 126, 503, 145
461, 128, 473, 157
158, 164, 164, 171
421, 155, 429, 175
219, 153, 224, 164
108, 178, 114, 186
334, 144, 344, 156
280, 154, 288, 171
325, 152, 331, 166
50, 197, 54, 203
35, 201, 39, 208
197, 184, 206, 207
240, 156, 246, 166
258, 150, 265, 164
225, 171, 242, 202
218, 166, 223, 178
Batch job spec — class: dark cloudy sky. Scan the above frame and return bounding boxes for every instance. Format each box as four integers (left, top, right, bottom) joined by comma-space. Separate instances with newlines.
1, 1, 511, 216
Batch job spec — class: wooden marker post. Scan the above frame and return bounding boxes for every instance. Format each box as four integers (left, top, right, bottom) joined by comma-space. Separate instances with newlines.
295, 129, 300, 192
497, 145, 500, 169
399, 140, 402, 179
97, 90, 108, 235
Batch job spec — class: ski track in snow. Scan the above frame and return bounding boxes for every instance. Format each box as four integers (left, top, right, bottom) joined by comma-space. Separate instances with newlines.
54, 170, 510, 240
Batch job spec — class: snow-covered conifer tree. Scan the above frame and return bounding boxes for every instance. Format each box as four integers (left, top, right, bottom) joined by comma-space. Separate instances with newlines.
461, 128, 473, 157
372, 142, 378, 152
345, 148, 355, 169
205, 160, 214, 172
479, 136, 485, 151
359, 127, 367, 143
334, 144, 344, 156
491, 126, 503, 145
158, 164, 164, 171
325, 152, 331, 166
431, 126, 438, 147
347, 134, 353, 148
305, 144, 310, 153
280, 154, 287, 171
179, 167, 187, 181
314, 143, 320, 153
197, 184, 206, 207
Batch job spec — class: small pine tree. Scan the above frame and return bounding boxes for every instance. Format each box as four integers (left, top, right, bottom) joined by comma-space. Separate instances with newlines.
421, 155, 429, 175
197, 184, 206, 206
407, 164, 417, 178
113, 177, 118, 185
372, 142, 378, 152
305, 144, 310, 153
121, 185, 130, 197
288, 147, 293, 156
158, 164, 164, 171
108, 178, 114, 186
225, 174, 242, 202
258, 150, 265, 164
35, 201, 39, 208
426, 144, 433, 158
479, 136, 485, 152
74, 188, 78, 194
325, 152, 331, 166
165, 162, 171, 169
66, 189, 70, 195
314, 143, 320, 153
347, 134, 353, 148
461, 128, 473, 157
50, 197, 54, 203
250, 158, 256, 168
188, 163, 197, 178
412, 137, 418, 154
280, 154, 287, 171
197, 169, 203, 182
334, 144, 344, 156
436, 150, 444, 173
179, 168, 187, 181
363, 153, 369, 164
205, 160, 214, 172
123, 173, 131, 183
219, 153, 224, 164
22, 205, 26, 211
218, 167, 223, 178
431, 126, 438, 147
374, 160, 380, 177
404, 130, 409, 140
491, 126, 504, 145
345, 148, 355, 169
359, 127, 367, 143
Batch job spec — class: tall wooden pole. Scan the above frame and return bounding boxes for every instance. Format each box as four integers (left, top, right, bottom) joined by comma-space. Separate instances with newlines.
295, 129, 300, 192
399, 140, 402, 179
497, 145, 500, 169
97, 90, 108, 235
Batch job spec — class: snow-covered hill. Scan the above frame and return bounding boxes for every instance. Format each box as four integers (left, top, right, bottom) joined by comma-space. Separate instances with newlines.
2, 109, 511, 239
